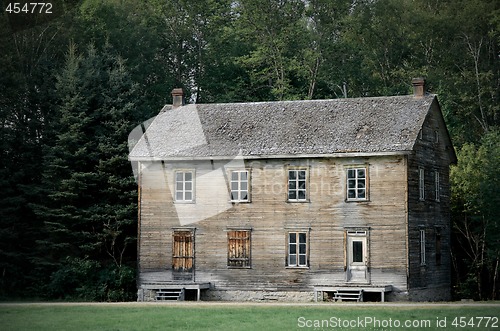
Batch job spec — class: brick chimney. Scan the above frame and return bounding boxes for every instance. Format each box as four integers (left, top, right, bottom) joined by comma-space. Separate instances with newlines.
412, 78, 425, 97
171, 88, 184, 108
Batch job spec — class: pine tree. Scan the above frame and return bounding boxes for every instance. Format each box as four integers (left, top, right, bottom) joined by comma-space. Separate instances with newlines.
33, 41, 138, 300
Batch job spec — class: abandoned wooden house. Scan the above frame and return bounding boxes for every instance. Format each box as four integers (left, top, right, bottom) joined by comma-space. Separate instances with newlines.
128, 78, 456, 302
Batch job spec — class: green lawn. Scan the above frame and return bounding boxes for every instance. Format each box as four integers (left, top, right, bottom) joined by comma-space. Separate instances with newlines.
1, 302, 499, 331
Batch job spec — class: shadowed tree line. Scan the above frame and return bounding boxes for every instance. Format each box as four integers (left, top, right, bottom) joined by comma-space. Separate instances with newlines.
0, 0, 498, 300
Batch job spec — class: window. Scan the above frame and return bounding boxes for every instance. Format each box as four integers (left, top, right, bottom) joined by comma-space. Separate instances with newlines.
420, 229, 426, 265
435, 229, 442, 266
172, 230, 194, 275
347, 167, 367, 201
434, 171, 440, 202
175, 171, 194, 202
434, 130, 439, 143
230, 170, 249, 202
288, 169, 307, 202
287, 232, 308, 267
419, 167, 425, 201
227, 230, 251, 268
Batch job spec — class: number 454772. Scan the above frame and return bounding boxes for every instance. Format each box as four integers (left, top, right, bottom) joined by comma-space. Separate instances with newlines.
5, 3, 53, 14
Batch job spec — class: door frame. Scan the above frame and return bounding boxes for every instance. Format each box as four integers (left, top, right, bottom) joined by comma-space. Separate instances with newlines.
344, 228, 370, 284
172, 228, 195, 281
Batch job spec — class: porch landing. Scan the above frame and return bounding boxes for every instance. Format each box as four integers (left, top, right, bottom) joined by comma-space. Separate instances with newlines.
140, 282, 211, 301
313, 285, 393, 302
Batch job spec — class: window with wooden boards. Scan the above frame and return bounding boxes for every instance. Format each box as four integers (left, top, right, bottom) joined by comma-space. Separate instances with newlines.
172, 230, 194, 273
227, 230, 251, 268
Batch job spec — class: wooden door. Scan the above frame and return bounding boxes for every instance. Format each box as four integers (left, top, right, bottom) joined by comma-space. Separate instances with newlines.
172, 230, 194, 280
346, 231, 369, 283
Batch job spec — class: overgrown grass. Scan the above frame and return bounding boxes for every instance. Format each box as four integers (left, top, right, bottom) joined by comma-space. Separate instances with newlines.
1, 302, 499, 330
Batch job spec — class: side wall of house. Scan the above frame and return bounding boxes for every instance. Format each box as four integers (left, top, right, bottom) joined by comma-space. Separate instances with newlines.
407, 100, 452, 301
138, 155, 410, 300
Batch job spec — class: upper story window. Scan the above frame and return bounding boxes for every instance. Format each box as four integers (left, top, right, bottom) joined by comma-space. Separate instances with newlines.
288, 169, 307, 202
346, 167, 368, 201
175, 171, 194, 202
419, 167, 425, 201
434, 171, 440, 202
230, 170, 249, 202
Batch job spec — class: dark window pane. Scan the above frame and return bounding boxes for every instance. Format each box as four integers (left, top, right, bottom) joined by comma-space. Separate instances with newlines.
298, 171, 306, 179
348, 179, 356, 188
358, 190, 365, 199
299, 243, 306, 254
358, 180, 365, 188
348, 169, 355, 178
289, 170, 296, 180
298, 190, 306, 200
289, 181, 296, 190
299, 255, 306, 266
289, 255, 296, 266
299, 180, 306, 189
353, 241, 363, 262
241, 192, 248, 201
185, 172, 192, 181
358, 169, 365, 178
289, 191, 297, 200
348, 190, 356, 199
299, 233, 306, 243
289, 244, 296, 254
289, 233, 296, 243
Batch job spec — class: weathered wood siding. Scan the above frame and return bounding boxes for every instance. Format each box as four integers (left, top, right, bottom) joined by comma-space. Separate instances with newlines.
406, 99, 452, 299
138, 155, 409, 293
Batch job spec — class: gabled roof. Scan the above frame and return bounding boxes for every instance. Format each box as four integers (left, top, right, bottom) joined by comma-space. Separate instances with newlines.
129, 94, 450, 160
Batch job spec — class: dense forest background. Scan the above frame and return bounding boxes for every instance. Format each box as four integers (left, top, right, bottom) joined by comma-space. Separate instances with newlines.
0, 0, 498, 301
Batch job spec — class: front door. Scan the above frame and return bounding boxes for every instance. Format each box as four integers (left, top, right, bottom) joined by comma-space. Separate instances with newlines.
346, 231, 369, 283
172, 230, 194, 281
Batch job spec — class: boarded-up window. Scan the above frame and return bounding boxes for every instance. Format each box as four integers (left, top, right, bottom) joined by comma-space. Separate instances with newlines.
227, 230, 251, 268
172, 231, 194, 273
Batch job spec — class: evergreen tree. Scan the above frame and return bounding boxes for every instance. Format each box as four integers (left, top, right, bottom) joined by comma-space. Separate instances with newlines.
32, 42, 137, 300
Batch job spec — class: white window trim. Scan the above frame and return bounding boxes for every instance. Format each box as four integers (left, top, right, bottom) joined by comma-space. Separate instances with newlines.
420, 229, 426, 266
346, 166, 369, 202
229, 170, 250, 203
286, 231, 309, 268
434, 171, 440, 202
419, 167, 425, 201
287, 168, 308, 202
174, 170, 195, 203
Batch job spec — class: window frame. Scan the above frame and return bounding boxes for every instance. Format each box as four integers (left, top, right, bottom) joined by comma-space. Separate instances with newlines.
287, 168, 308, 202
174, 170, 195, 203
227, 229, 251, 269
286, 231, 309, 268
229, 169, 250, 203
418, 167, 425, 201
345, 166, 369, 202
420, 229, 426, 266
434, 171, 440, 202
